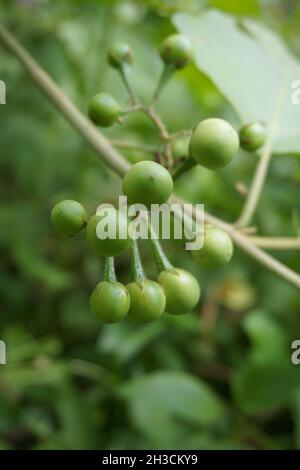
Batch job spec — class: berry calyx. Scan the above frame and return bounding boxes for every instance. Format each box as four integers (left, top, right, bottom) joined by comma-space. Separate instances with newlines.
189, 118, 239, 169
160, 34, 192, 69
126, 279, 166, 323
191, 225, 234, 268
108, 43, 133, 69
158, 268, 200, 315
90, 280, 130, 323
51, 200, 87, 237
122, 161, 173, 208
88, 93, 120, 127
86, 207, 130, 256
239, 122, 266, 152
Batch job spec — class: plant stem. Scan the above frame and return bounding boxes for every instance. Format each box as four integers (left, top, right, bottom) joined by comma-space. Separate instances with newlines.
103, 257, 117, 282
151, 63, 175, 103
150, 236, 173, 272
247, 236, 300, 250
2, 24, 299, 290
235, 68, 290, 227
131, 238, 145, 281
119, 63, 137, 103
0, 25, 130, 177
172, 157, 196, 180
172, 196, 300, 290
145, 214, 173, 272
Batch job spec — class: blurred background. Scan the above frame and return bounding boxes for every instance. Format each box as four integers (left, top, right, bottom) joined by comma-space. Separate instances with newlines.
0, 0, 300, 450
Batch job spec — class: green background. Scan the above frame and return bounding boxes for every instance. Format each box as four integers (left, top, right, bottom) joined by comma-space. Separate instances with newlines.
0, 0, 300, 450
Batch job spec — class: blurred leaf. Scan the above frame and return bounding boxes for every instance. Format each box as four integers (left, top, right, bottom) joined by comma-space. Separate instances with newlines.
121, 371, 226, 447
174, 9, 300, 153
232, 310, 300, 414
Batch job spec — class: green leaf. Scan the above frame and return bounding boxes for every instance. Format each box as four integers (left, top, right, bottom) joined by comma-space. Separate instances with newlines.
232, 310, 300, 414
173, 9, 300, 154
208, 0, 261, 16
121, 371, 226, 448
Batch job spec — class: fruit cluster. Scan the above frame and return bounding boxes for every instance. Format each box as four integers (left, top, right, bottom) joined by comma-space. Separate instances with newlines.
51, 34, 267, 324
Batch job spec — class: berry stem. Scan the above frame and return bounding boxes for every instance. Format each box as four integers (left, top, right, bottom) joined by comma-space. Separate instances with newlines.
148, 222, 173, 272
131, 238, 145, 281
151, 63, 175, 103
103, 256, 117, 282
119, 63, 137, 103
172, 157, 196, 180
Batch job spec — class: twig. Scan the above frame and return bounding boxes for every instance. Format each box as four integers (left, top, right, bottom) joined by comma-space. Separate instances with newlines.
235, 66, 291, 227
172, 196, 300, 290
247, 236, 300, 250
1, 24, 299, 290
0, 25, 130, 177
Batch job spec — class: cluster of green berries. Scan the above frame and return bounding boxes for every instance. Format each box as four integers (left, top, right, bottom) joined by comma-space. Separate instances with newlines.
51, 34, 268, 324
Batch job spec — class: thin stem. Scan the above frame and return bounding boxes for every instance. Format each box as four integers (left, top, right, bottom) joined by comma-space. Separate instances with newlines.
120, 104, 141, 115
119, 63, 137, 103
2, 24, 299, 290
131, 238, 145, 281
169, 129, 192, 140
151, 63, 175, 103
172, 196, 300, 290
0, 26, 130, 177
247, 236, 300, 250
103, 257, 117, 282
140, 105, 169, 141
172, 157, 196, 180
235, 67, 290, 227
147, 221, 173, 272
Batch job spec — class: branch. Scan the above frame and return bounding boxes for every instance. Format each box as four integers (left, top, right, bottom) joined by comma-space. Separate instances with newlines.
247, 236, 300, 250
0, 25, 130, 177
1, 24, 299, 290
235, 67, 290, 227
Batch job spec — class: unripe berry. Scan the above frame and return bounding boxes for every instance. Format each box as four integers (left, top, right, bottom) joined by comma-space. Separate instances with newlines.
127, 279, 166, 323
86, 207, 130, 257
122, 161, 173, 208
51, 200, 87, 237
88, 93, 120, 127
191, 226, 233, 268
90, 281, 130, 323
158, 268, 200, 315
108, 43, 133, 69
239, 122, 266, 152
189, 118, 239, 169
160, 34, 192, 69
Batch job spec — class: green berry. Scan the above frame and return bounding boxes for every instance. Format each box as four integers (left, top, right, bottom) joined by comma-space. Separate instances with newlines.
90, 281, 130, 323
88, 93, 120, 127
160, 34, 192, 69
191, 226, 233, 268
172, 136, 189, 160
158, 268, 200, 315
86, 207, 130, 256
51, 200, 87, 237
127, 279, 166, 323
122, 161, 173, 208
189, 118, 239, 169
108, 43, 133, 69
239, 122, 266, 152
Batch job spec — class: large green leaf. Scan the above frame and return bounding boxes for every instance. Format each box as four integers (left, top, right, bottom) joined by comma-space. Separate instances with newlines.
232, 311, 300, 414
121, 371, 226, 448
173, 9, 300, 154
